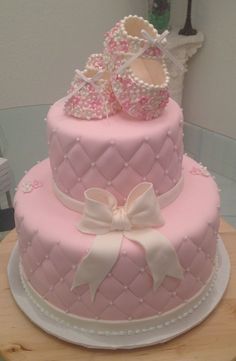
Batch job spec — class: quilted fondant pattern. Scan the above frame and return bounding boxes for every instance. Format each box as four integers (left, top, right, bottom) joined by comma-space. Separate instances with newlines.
17, 219, 218, 320
15, 157, 220, 321
47, 99, 183, 205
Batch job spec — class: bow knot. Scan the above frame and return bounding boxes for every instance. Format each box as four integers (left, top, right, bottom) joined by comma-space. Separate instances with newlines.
111, 207, 131, 231
141, 29, 169, 48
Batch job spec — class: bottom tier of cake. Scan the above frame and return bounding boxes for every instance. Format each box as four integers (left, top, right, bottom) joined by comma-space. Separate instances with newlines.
14, 156, 220, 322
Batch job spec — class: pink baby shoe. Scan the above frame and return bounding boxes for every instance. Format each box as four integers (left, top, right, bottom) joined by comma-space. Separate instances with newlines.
64, 54, 121, 120
104, 15, 183, 120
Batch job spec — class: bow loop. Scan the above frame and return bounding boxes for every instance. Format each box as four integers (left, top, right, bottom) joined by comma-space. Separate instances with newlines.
126, 182, 164, 228
78, 188, 117, 235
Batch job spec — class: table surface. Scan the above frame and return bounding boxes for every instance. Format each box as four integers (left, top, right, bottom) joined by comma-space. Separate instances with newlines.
0, 220, 236, 361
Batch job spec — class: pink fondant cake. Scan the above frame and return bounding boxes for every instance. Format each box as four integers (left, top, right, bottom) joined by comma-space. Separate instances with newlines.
12, 15, 225, 347
14, 97, 220, 324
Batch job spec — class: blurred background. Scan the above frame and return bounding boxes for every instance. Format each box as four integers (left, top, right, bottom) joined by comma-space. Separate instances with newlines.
0, 0, 236, 228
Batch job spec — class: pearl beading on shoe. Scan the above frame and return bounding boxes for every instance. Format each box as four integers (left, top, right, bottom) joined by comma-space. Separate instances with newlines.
86, 53, 106, 71
104, 15, 172, 120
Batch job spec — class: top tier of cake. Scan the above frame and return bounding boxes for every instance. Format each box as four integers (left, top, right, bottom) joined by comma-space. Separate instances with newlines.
47, 98, 183, 205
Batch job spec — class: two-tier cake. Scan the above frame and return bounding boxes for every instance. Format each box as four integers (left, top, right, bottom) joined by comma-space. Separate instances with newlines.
10, 16, 230, 349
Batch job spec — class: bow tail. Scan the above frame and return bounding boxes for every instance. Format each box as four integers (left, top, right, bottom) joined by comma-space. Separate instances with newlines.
125, 229, 183, 290
72, 232, 123, 301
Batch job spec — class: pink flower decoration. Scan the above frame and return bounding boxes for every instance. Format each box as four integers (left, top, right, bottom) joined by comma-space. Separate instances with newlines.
119, 40, 129, 52
138, 96, 149, 106
108, 38, 117, 51
190, 166, 210, 177
22, 179, 43, 193
122, 77, 133, 88
32, 180, 43, 189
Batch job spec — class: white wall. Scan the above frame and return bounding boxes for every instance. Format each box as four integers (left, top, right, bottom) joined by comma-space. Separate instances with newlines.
171, 0, 236, 139
0, 0, 148, 185
0, 0, 148, 109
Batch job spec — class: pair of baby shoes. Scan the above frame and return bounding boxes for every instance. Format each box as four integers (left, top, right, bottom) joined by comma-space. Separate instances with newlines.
65, 15, 178, 121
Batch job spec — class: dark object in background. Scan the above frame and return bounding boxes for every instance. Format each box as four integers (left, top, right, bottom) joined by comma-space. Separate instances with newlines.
179, 0, 197, 36
149, 0, 171, 33
0, 208, 15, 232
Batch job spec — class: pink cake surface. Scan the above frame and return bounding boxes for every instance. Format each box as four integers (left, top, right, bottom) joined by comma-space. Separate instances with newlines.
15, 156, 220, 321
47, 98, 183, 206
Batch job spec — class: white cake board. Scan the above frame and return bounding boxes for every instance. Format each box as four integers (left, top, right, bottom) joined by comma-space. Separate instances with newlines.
8, 238, 230, 350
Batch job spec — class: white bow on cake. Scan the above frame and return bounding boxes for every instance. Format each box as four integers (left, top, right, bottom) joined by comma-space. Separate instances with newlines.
72, 182, 183, 301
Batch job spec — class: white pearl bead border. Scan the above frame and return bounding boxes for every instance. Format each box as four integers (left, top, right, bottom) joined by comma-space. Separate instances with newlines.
19, 247, 219, 337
